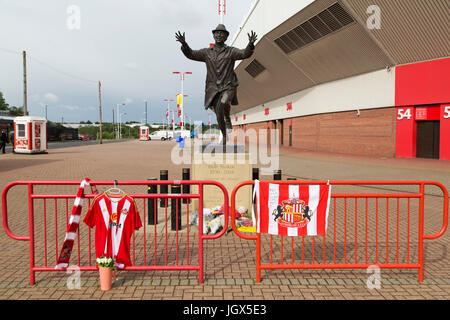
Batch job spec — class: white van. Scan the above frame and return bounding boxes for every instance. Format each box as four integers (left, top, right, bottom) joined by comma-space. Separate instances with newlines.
149, 130, 173, 141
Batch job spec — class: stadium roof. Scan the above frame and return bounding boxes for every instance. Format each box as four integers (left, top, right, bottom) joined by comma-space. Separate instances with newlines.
232, 0, 449, 113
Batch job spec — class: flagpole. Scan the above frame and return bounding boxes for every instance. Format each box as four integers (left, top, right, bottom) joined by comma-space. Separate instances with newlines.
98, 81, 103, 144
173, 71, 192, 132
219, 0, 226, 24
164, 99, 174, 139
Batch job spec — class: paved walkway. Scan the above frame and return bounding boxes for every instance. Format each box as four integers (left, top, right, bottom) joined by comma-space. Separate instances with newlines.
0, 140, 449, 300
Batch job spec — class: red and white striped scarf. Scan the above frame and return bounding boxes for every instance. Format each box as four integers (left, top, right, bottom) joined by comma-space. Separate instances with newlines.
55, 178, 98, 269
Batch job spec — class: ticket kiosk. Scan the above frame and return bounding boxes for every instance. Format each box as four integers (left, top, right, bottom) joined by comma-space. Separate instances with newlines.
14, 116, 47, 153
139, 126, 149, 141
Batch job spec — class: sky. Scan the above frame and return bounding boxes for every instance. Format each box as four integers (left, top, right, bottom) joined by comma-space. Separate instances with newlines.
0, 0, 256, 124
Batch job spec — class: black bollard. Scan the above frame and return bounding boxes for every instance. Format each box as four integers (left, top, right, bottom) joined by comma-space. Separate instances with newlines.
171, 185, 182, 231
273, 169, 282, 180
160, 169, 168, 208
147, 178, 157, 225
252, 167, 259, 180
182, 168, 190, 204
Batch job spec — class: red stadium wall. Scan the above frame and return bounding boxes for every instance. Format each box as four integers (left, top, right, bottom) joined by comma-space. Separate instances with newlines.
395, 58, 450, 160
395, 57, 450, 107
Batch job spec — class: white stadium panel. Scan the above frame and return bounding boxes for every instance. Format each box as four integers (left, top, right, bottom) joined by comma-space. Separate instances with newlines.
232, 68, 395, 125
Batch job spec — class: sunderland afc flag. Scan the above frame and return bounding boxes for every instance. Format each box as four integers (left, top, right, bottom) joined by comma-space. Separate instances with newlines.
254, 180, 331, 236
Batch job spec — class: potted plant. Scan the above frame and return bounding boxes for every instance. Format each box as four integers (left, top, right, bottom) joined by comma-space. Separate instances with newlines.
96, 256, 116, 291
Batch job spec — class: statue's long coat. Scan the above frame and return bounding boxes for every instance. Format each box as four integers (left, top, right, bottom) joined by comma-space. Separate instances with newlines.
180, 42, 254, 110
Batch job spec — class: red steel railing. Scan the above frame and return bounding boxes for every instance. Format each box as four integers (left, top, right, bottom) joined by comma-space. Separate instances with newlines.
2, 180, 229, 285
231, 180, 448, 282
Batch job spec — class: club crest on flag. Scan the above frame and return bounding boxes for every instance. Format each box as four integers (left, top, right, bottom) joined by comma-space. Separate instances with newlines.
272, 198, 313, 229
255, 181, 331, 237
60, 243, 72, 261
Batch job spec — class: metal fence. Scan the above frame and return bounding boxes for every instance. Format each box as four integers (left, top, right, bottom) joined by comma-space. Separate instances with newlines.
2, 179, 229, 285
231, 180, 448, 282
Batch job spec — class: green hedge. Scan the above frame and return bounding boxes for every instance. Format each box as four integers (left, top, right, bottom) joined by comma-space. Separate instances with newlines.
78, 124, 140, 139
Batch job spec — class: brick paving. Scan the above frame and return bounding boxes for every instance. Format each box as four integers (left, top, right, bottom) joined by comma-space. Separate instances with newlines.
0, 140, 449, 300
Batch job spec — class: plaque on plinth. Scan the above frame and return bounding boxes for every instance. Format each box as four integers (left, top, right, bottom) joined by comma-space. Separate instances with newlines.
191, 144, 252, 213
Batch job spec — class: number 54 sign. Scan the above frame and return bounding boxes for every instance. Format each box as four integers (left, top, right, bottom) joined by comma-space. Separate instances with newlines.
397, 108, 412, 120
444, 106, 450, 119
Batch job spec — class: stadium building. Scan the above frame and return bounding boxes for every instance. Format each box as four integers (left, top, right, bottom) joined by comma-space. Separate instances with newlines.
230, 0, 449, 160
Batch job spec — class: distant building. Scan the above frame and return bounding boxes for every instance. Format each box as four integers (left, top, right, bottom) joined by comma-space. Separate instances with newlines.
63, 122, 100, 129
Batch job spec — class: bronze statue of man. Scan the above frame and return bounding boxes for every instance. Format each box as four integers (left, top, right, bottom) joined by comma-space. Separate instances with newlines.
176, 24, 257, 144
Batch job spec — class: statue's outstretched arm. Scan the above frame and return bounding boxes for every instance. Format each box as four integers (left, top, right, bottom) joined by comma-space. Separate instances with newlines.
176, 31, 206, 62
232, 31, 258, 60
248, 30, 257, 46
175, 31, 186, 45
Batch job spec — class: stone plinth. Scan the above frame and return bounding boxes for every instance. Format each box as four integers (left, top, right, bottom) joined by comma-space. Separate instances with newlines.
192, 144, 252, 212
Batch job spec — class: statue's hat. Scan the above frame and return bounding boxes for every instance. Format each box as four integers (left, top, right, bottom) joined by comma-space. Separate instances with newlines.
212, 24, 229, 35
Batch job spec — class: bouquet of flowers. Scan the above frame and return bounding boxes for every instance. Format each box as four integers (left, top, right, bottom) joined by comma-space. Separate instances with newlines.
96, 256, 116, 270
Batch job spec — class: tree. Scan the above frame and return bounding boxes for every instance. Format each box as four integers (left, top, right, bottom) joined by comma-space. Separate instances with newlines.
0, 91, 9, 110
0, 90, 24, 116
8, 106, 24, 116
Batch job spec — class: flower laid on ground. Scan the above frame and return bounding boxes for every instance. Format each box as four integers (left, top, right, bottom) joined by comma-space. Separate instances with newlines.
96, 256, 116, 270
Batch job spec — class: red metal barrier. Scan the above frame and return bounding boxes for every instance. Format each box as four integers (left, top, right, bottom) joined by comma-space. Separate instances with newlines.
2, 180, 229, 285
231, 180, 448, 282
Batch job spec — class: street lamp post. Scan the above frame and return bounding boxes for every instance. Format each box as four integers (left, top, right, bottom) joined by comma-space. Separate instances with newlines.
120, 112, 126, 139
172, 71, 192, 132
164, 99, 174, 140
117, 103, 125, 139
170, 110, 175, 135
144, 100, 148, 125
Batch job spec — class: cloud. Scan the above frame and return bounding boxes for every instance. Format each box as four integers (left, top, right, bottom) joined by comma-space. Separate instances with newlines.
123, 98, 133, 104
44, 93, 59, 103
63, 105, 80, 111
124, 62, 138, 70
